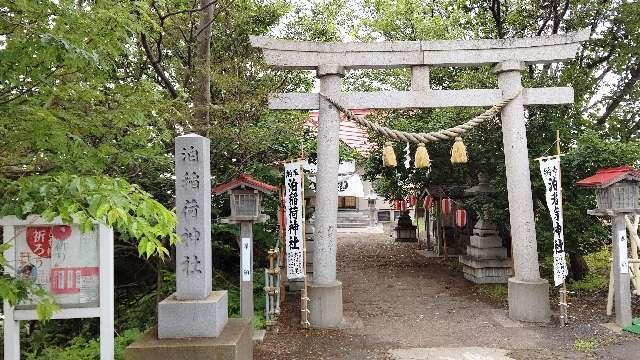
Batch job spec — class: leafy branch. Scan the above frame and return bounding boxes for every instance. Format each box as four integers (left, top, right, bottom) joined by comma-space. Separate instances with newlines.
0, 174, 178, 259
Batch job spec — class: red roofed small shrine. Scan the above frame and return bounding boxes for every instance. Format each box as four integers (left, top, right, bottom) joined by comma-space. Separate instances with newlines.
576, 166, 640, 188
212, 173, 277, 195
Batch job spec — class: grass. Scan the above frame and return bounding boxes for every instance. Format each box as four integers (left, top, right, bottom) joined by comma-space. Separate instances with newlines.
567, 247, 611, 294
215, 270, 267, 330
475, 283, 508, 302
541, 247, 612, 294
573, 338, 602, 353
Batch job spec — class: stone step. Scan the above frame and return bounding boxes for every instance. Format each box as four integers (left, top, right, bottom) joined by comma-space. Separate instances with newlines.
470, 235, 503, 248
337, 221, 370, 228
462, 264, 514, 278
459, 255, 513, 269
463, 272, 510, 284
466, 245, 508, 260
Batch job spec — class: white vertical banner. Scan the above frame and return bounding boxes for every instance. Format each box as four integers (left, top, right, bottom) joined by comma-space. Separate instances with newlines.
284, 161, 304, 279
617, 229, 629, 274
539, 156, 568, 286
241, 237, 251, 281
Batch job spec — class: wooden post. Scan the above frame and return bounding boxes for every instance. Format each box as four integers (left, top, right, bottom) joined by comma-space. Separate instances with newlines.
556, 130, 568, 327
99, 223, 115, 360
612, 214, 633, 327
3, 225, 20, 360
240, 222, 254, 325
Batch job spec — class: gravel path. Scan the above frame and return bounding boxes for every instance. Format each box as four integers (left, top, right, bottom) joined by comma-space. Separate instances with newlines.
255, 231, 639, 359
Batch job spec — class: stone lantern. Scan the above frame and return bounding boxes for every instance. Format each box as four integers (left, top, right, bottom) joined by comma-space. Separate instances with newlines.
213, 174, 277, 324
366, 193, 378, 228
577, 166, 640, 327
459, 172, 514, 284
394, 211, 417, 242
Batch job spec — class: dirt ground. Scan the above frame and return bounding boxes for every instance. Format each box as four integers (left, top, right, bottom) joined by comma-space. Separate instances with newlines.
255, 231, 640, 360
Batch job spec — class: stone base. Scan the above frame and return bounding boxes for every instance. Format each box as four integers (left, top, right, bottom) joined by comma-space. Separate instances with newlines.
158, 291, 228, 339
463, 272, 510, 284
308, 281, 343, 328
465, 245, 507, 259
459, 256, 513, 284
507, 277, 550, 322
125, 319, 252, 360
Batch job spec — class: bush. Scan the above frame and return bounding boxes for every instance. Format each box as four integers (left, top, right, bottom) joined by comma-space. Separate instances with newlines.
24, 328, 141, 360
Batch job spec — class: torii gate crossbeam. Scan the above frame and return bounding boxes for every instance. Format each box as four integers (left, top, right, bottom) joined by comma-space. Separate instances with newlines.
252, 29, 589, 326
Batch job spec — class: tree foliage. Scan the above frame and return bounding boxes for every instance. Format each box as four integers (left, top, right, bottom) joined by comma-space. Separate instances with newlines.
282, 0, 639, 279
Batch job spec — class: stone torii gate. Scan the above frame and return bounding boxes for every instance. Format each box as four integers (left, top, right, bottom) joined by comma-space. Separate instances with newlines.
251, 30, 589, 326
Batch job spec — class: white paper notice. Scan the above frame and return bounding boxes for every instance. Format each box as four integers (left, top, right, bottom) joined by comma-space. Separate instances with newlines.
539, 156, 568, 286
14, 224, 100, 308
618, 229, 629, 274
241, 237, 251, 281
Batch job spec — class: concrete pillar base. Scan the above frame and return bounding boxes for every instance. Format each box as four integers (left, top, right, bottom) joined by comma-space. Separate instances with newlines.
508, 277, 550, 322
125, 318, 252, 360
308, 281, 343, 328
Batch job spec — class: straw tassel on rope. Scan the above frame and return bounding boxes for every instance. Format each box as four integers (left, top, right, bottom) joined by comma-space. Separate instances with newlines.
383, 142, 397, 167
415, 143, 430, 168
450, 137, 468, 164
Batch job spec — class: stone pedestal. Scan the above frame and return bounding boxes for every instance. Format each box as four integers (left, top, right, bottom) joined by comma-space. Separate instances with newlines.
459, 219, 513, 284
125, 319, 252, 360
507, 278, 550, 322
308, 281, 343, 328
158, 291, 228, 339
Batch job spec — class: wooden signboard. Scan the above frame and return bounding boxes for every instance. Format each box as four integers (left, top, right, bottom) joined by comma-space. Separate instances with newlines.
377, 210, 391, 222
1, 215, 114, 360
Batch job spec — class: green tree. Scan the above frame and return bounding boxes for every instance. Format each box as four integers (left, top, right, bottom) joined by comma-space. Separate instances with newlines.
281, 0, 640, 279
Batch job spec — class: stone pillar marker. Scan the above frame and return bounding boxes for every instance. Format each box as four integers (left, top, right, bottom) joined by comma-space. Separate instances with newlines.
494, 60, 550, 322
308, 64, 344, 328
126, 135, 252, 360
175, 134, 212, 299
157, 133, 228, 339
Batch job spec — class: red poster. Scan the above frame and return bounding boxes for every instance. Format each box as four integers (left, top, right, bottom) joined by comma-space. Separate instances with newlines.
26, 227, 52, 258
26, 225, 73, 258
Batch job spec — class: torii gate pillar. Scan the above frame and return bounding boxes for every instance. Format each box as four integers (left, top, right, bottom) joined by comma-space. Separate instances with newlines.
494, 60, 550, 322
308, 64, 345, 328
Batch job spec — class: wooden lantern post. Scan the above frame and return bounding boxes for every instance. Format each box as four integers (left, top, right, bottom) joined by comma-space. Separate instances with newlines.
577, 166, 640, 328
213, 174, 277, 326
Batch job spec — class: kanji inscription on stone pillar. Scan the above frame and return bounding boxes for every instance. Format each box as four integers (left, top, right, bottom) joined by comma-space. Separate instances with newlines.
175, 134, 212, 300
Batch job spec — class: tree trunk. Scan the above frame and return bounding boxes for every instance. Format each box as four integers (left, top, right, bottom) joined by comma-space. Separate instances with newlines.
569, 253, 589, 280
193, 0, 214, 136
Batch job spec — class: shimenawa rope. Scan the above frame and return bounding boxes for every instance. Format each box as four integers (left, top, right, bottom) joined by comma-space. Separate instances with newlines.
318, 91, 520, 144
